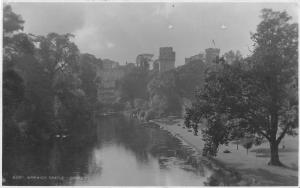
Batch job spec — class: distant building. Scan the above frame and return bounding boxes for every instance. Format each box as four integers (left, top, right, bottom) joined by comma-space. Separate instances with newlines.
102, 59, 119, 70
102, 68, 124, 88
159, 47, 175, 72
124, 62, 136, 72
96, 62, 136, 103
205, 48, 220, 64
136, 54, 153, 70
153, 59, 160, 72
185, 53, 205, 64
95, 59, 123, 89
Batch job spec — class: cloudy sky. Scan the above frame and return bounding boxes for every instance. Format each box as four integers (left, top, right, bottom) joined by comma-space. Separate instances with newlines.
9, 2, 298, 66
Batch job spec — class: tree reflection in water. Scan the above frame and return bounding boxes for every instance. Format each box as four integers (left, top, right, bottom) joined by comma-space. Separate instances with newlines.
3, 115, 210, 186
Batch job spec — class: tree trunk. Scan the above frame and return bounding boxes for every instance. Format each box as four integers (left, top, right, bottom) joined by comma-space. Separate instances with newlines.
268, 141, 282, 166
268, 108, 282, 166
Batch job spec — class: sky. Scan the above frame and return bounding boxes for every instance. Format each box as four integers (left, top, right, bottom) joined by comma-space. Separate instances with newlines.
8, 1, 298, 66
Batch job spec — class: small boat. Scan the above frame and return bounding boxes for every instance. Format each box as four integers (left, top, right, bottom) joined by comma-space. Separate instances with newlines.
100, 112, 116, 116
62, 134, 68, 138
54, 134, 68, 139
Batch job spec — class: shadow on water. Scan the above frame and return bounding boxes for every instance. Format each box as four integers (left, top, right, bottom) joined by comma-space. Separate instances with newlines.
3, 114, 210, 186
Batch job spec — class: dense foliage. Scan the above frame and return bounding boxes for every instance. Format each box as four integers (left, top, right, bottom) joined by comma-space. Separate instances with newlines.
117, 67, 152, 106
148, 70, 182, 116
176, 61, 207, 99
3, 5, 101, 150
117, 60, 208, 119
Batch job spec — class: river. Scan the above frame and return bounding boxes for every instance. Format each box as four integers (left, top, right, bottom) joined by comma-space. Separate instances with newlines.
3, 114, 211, 186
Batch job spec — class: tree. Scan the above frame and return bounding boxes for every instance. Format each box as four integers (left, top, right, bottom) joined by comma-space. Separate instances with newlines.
185, 9, 298, 166
184, 66, 232, 155
2, 5, 99, 146
148, 70, 182, 116
118, 67, 150, 106
243, 141, 253, 155
242, 139, 253, 155
79, 53, 102, 106
3, 5, 32, 143
176, 60, 207, 100
223, 50, 242, 65
248, 9, 298, 165
15, 32, 83, 140
3, 5, 24, 33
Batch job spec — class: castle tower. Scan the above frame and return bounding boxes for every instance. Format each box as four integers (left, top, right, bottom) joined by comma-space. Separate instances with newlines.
159, 47, 175, 72
205, 48, 220, 64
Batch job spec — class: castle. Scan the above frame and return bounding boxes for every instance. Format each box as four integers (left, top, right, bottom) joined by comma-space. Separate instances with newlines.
136, 54, 154, 70
205, 48, 220, 64
185, 48, 220, 65
158, 47, 176, 72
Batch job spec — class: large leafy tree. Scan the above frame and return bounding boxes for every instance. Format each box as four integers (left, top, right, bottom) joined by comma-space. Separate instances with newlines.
33, 33, 87, 134
248, 9, 298, 165
3, 5, 34, 142
79, 53, 102, 106
3, 5, 24, 33
185, 9, 298, 166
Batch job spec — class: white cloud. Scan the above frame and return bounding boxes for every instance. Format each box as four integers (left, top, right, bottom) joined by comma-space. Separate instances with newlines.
106, 42, 115, 49
221, 24, 227, 30
168, 24, 174, 29
73, 25, 104, 55
11, 2, 298, 65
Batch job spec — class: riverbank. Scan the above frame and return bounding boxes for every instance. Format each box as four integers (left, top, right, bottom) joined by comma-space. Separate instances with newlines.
150, 117, 298, 186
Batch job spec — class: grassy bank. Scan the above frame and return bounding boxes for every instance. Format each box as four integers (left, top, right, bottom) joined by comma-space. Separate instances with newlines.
150, 117, 298, 186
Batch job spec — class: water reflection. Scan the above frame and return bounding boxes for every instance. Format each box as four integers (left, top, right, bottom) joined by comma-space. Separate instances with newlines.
3, 115, 210, 186
76, 144, 206, 186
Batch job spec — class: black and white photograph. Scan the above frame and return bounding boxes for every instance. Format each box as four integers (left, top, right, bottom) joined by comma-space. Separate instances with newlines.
2, 0, 299, 186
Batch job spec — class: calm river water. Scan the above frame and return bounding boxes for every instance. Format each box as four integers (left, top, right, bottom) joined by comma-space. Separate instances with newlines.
3, 115, 211, 186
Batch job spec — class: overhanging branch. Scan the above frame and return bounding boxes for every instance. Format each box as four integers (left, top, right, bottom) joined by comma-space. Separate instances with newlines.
276, 123, 290, 144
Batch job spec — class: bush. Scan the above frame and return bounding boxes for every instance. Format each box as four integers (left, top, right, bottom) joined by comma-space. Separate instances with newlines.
145, 109, 157, 121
